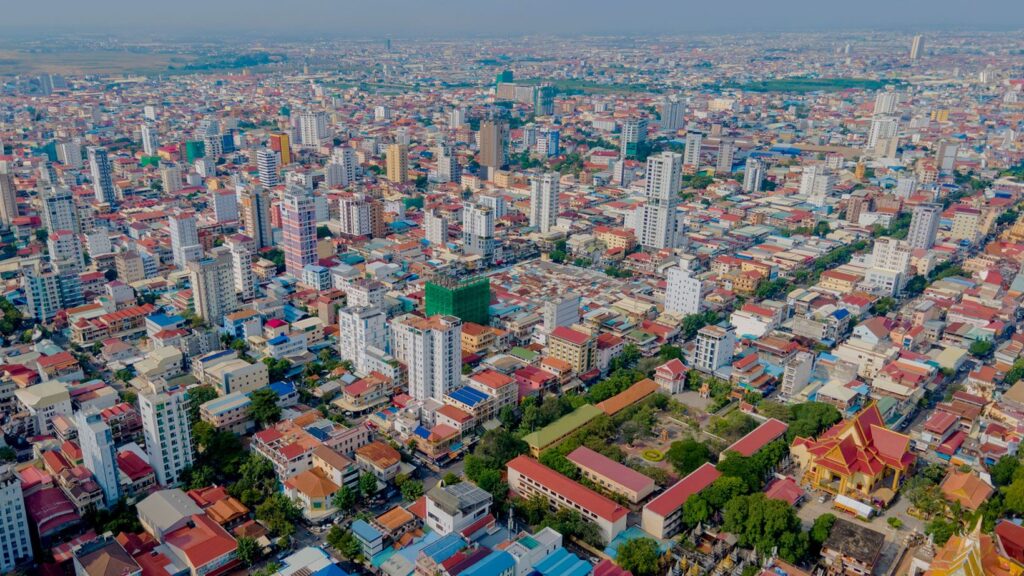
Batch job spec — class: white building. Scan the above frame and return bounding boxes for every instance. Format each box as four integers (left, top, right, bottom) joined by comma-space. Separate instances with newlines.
543, 293, 580, 333
694, 325, 735, 374
743, 157, 764, 193
41, 187, 78, 235
88, 146, 117, 204
169, 213, 202, 269
298, 112, 330, 148
683, 131, 703, 169
864, 238, 913, 296
424, 482, 493, 536
908, 202, 941, 250
257, 148, 279, 187
800, 165, 834, 206
462, 203, 495, 263
338, 307, 388, 377
14, 381, 71, 436
57, 140, 83, 169
338, 195, 372, 237
665, 263, 703, 316
392, 314, 461, 403
867, 115, 899, 150
212, 190, 239, 223
873, 91, 899, 115
188, 248, 239, 323
781, 351, 814, 398
660, 95, 684, 133
139, 386, 194, 487
325, 147, 357, 188
637, 151, 682, 249
425, 210, 449, 247
716, 138, 734, 174
0, 466, 31, 573
224, 236, 255, 302
75, 411, 121, 507
47, 229, 84, 274
529, 172, 559, 233
141, 123, 159, 155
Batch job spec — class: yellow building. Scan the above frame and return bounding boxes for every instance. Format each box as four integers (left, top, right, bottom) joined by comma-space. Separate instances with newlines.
386, 143, 409, 183
547, 326, 596, 375
461, 322, 497, 355
595, 227, 636, 251
925, 520, 1023, 576
819, 270, 862, 294
270, 133, 291, 166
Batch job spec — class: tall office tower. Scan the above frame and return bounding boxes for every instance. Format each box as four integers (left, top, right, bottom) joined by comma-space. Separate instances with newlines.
529, 172, 559, 233
269, 133, 292, 166
281, 188, 316, 277
211, 190, 239, 223
665, 263, 704, 316
22, 261, 81, 320
908, 203, 941, 250
57, 140, 83, 169
139, 386, 193, 487
38, 161, 58, 186
257, 148, 279, 187
895, 176, 918, 199
478, 119, 507, 176
168, 213, 202, 269
478, 194, 507, 219
716, 139, 735, 174
141, 123, 159, 155
866, 238, 913, 296
695, 325, 736, 374
660, 95, 685, 133
435, 144, 460, 183
448, 107, 466, 128
533, 85, 555, 116
47, 230, 84, 274
338, 195, 372, 236
935, 140, 959, 173
743, 157, 765, 193
391, 314, 462, 402
0, 170, 16, 228
535, 128, 560, 158
160, 163, 183, 193
41, 187, 78, 234
75, 411, 120, 507
202, 133, 223, 159
873, 91, 899, 115
0, 466, 31, 572
799, 165, 834, 205
910, 35, 924, 60
325, 146, 357, 188
846, 195, 866, 224
88, 147, 117, 204
462, 203, 496, 263
424, 210, 449, 247
85, 231, 113, 259
299, 112, 330, 147
867, 115, 899, 149
386, 143, 409, 183
240, 187, 273, 249
224, 236, 255, 302
188, 247, 239, 322
620, 118, 648, 158
638, 152, 682, 249
144, 105, 158, 121
682, 131, 703, 170
338, 306, 387, 376
543, 293, 580, 333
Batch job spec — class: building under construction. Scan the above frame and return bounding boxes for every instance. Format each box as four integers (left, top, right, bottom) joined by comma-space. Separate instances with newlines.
424, 276, 490, 326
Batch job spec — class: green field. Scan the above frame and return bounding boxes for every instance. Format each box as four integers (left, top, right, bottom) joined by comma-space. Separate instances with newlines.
721, 77, 894, 93
520, 78, 657, 95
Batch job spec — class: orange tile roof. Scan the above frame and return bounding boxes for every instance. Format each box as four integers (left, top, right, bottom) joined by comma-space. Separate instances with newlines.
596, 378, 659, 416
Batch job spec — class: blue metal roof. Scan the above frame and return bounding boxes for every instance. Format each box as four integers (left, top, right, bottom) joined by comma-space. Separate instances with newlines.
351, 519, 381, 543
421, 533, 465, 563
448, 386, 490, 408
147, 312, 183, 327
267, 334, 290, 345
414, 425, 431, 439
462, 551, 515, 576
533, 548, 590, 576
269, 381, 295, 396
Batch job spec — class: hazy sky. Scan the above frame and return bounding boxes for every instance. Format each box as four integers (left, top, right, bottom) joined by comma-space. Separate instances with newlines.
3, 0, 1021, 37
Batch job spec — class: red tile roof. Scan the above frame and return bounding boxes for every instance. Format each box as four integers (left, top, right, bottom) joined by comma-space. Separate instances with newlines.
507, 455, 627, 522
725, 418, 789, 457
567, 447, 654, 494
550, 326, 592, 347
164, 514, 237, 570
645, 463, 721, 517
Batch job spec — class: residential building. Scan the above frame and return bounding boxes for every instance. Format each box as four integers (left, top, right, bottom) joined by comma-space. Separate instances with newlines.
0, 466, 32, 573
240, 187, 273, 250
908, 202, 941, 250
88, 147, 117, 204
338, 306, 388, 377
281, 188, 317, 277
392, 314, 461, 402
638, 151, 681, 249
665, 262, 703, 316
694, 325, 735, 374
257, 148, 279, 187
424, 482, 493, 536
547, 326, 596, 375
139, 387, 194, 486
188, 248, 239, 323
386, 143, 409, 183
168, 213, 202, 270
529, 172, 559, 233
75, 411, 121, 507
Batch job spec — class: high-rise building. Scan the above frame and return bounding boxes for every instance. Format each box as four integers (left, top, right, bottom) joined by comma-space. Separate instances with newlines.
637, 152, 682, 249
240, 187, 273, 249
873, 91, 899, 115
338, 307, 387, 377
139, 386, 194, 486
424, 277, 491, 326
188, 247, 239, 323
935, 140, 959, 173
325, 146, 357, 188
846, 195, 866, 225
462, 203, 495, 263
743, 157, 765, 193
529, 172, 559, 233
211, 189, 238, 223
800, 165, 834, 205
392, 314, 462, 402
141, 123, 159, 155
478, 119, 507, 176
88, 146, 117, 204
47, 230, 84, 274
0, 170, 17, 228
449, 107, 466, 128
543, 293, 580, 333
299, 112, 330, 148
0, 466, 31, 573
533, 85, 555, 116
425, 210, 449, 247
41, 187, 78, 235
224, 235, 255, 302
950, 206, 982, 244
75, 411, 121, 507
281, 188, 317, 277
682, 131, 703, 170
269, 133, 292, 166
660, 95, 685, 133
257, 148, 279, 187
867, 115, 899, 150
908, 203, 942, 250
895, 176, 917, 199
38, 160, 57, 187
435, 144, 460, 184
144, 105, 158, 121
695, 325, 735, 374
865, 238, 912, 296
22, 262, 81, 320
910, 35, 925, 60
338, 194, 372, 237
716, 139, 735, 174
160, 163, 183, 193
168, 213, 202, 269
57, 140, 83, 169
620, 118, 648, 158
665, 263, 703, 316
386, 143, 409, 183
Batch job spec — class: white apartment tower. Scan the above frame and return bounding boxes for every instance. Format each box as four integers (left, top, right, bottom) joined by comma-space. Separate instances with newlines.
683, 131, 703, 170
299, 112, 330, 148
241, 187, 273, 249
743, 157, 765, 193
325, 146, 357, 188
867, 115, 899, 150
910, 35, 925, 60
800, 165, 834, 206
75, 411, 121, 507
0, 171, 16, 229
41, 187, 78, 235
168, 213, 202, 269
873, 91, 899, 115
694, 325, 736, 374
57, 140, 83, 169
139, 387, 194, 487
224, 236, 255, 302
462, 203, 495, 263
160, 163, 183, 193
665, 263, 703, 316
392, 314, 462, 403
660, 96, 685, 133
543, 293, 581, 333
908, 202, 942, 250
339, 195, 372, 237
88, 146, 117, 205
338, 307, 388, 377
0, 466, 31, 572
257, 148, 279, 187
425, 210, 449, 247
865, 238, 913, 296
188, 247, 239, 323
716, 139, 735, 174
529, 172, 559, 233
638, 152, 682, 249
141, 123, 159, 155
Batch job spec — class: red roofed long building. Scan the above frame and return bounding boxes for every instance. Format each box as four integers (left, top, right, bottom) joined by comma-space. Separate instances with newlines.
507, 455, 627, 544
790, 403, 914, 506
641, 462, 720, 539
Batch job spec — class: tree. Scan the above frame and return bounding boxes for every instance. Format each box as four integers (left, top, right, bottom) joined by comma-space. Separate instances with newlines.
990, 456, 1019, 487
249, 388, 282, 427
1004, 478, 1024, 516
969, 340, 994, 359
615, 538, 662, 576
327, 526, 362, 559
186, 385, 219, 421
263, 358, 292, 382
359, 473, 378, 500
333, 486, 357, 510
813, 221, 831, 238
809, 513, 836, 555
658, 344, 683, 361
871, 297, 896, 316
665, 438, 711, 476
255, 493, 302, 537
114, 368, 135, 383
230, 454, 278, 507
401, 479, 423, 502
0, 447, 16, 463
904, 275, 927, 297
723, 493, 808, 563
442, 472, 461, 486
236, 536, 262, 566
